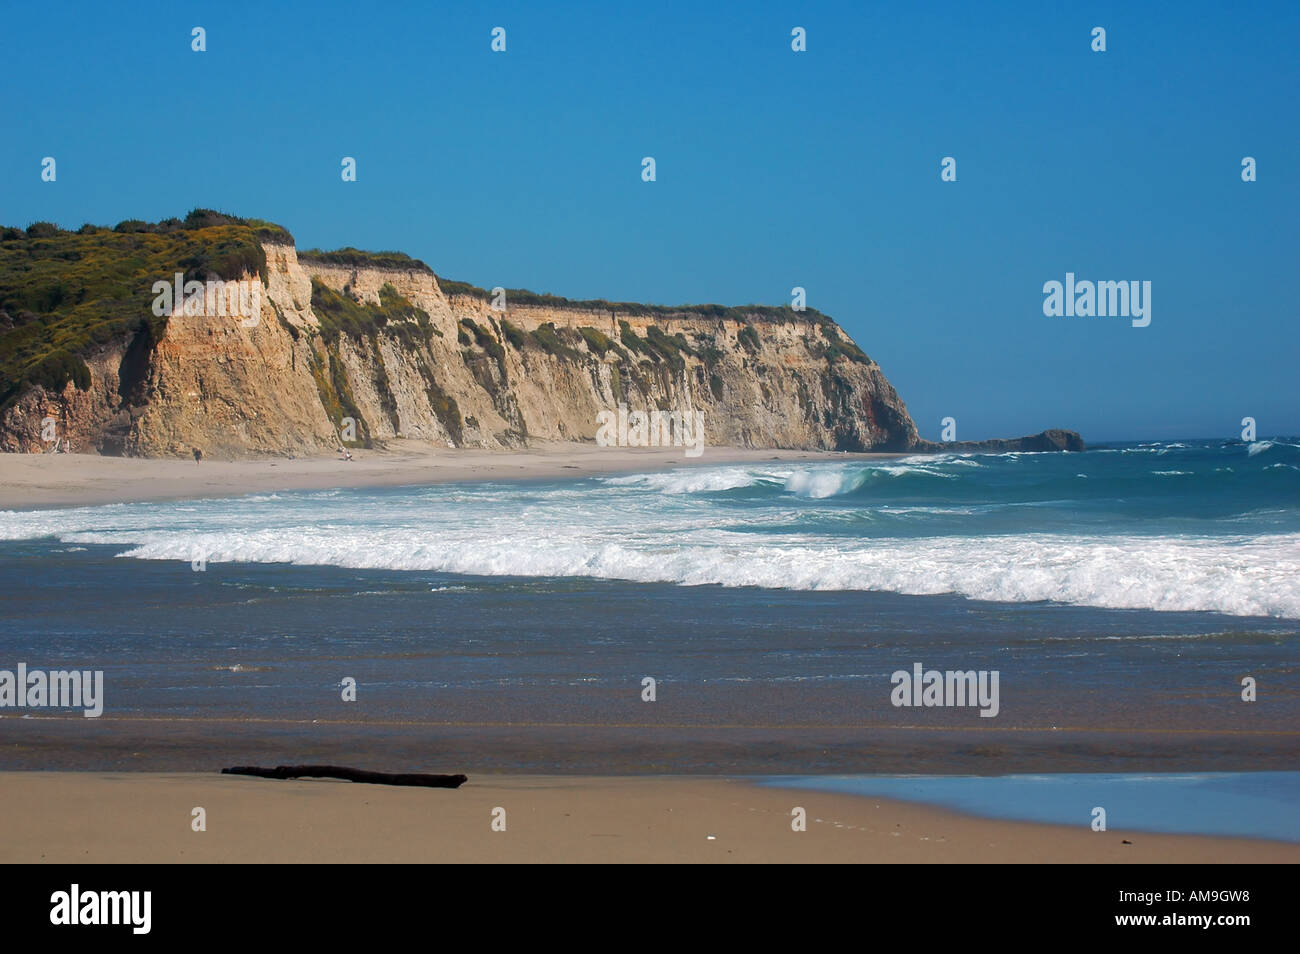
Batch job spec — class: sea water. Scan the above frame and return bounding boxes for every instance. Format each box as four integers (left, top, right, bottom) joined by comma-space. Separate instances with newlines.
0, 439, 1295, 780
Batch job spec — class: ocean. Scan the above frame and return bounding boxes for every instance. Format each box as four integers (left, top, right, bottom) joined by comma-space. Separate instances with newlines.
0, 438, 1296, 780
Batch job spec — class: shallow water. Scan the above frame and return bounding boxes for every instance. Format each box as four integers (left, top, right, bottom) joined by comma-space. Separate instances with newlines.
763, 771, 1300, 842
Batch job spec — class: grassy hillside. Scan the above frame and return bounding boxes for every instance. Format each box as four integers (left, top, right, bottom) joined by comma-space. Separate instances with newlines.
298, 248, 433, 273
0, 210, 289, 408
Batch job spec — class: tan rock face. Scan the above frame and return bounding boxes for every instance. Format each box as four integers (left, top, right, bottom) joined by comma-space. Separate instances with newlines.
0, 344, 131, 455
1, 243, 920, 458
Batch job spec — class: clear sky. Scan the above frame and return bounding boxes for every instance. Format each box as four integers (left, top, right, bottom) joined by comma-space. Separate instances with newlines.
3, 0, 1296, 442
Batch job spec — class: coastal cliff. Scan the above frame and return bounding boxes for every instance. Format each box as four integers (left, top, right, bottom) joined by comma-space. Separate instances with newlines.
0, 212, 1076, 458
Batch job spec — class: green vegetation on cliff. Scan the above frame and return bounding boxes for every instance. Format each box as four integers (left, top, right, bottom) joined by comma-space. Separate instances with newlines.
431, 274, 841, 327
616, 321, 694, 370
458, 317, 507, 378
415, 358, 463, 445
310, 280, 444, 439
314, 254, 875, 372
419, 273, 875, 369
528, 322, 582, 361
737, 324, 761, 354
499, 318, 528, 348
298, 248, 433, 274
816, 323, 870, 365
576, 326, 618, 357
310, 280, 434, 348
0, 210, 284, 408
308, 347, 372, 448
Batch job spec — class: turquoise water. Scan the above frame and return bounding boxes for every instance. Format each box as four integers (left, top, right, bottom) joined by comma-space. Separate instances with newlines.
763, 772, 1300, 842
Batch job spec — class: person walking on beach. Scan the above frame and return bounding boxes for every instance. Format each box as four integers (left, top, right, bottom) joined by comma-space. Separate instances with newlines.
193, 448, 203, 464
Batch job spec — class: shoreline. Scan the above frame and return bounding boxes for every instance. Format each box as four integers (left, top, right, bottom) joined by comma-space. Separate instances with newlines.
2, 771, 1295, 863
0, 441, 898, 510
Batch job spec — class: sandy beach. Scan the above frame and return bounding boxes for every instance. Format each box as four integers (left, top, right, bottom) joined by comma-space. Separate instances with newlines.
3, 771, 1294, 864
2, 440, 1295, 861
0, 442, 888, 510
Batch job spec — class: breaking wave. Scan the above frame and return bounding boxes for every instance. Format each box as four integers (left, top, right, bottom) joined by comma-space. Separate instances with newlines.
2, 438, 1297, 618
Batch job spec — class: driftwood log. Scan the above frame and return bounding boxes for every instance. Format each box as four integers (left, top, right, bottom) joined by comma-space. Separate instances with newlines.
223, 765, 467, 788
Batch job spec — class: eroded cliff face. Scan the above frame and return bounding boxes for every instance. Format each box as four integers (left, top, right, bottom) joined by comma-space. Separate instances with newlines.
1, 242, 921, 457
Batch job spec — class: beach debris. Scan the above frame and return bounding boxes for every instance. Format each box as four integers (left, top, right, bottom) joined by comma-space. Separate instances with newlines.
222, 765, 467, 788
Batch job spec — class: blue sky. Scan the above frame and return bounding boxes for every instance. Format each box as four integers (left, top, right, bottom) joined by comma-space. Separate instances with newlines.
3, 0, 1296, 441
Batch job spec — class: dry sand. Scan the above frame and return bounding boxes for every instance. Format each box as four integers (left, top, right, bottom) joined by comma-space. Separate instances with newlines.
1, 772, 1294, 863
0, 442, 889, 510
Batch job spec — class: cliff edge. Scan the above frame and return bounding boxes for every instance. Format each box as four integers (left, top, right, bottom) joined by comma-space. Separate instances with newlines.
0, 212, 1078, 459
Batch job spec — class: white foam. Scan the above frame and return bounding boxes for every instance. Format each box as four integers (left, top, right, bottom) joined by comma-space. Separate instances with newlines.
3, 461, 1297, 619
602, 467, 774, 494
32, 523, 1298, 619
784, 468, 866, 498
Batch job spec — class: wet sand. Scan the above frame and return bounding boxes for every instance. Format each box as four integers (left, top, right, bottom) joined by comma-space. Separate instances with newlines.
2, 715, 1296, 776
3, 772, 1295, 863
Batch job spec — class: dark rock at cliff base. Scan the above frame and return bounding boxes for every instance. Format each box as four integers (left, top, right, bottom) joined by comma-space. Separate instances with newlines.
912, 429, 1085, 454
